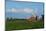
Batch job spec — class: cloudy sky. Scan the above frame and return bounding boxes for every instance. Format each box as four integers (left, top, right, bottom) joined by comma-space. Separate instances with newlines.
5, 0, 44, 19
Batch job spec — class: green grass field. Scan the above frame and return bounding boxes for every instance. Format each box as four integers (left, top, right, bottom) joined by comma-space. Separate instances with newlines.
5, 19, 44, 31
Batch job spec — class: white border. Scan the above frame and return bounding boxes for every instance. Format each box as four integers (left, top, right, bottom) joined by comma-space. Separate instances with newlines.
0, 0, 46, 31
0, 0, 5, 31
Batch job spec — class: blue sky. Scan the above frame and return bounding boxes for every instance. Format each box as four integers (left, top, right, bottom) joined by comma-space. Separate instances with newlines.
6, 0, 44, 19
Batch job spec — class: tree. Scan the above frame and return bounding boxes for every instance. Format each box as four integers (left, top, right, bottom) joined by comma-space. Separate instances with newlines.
41, 15, 44, 21
6, 17, 10, 21
36, 16, 37, 20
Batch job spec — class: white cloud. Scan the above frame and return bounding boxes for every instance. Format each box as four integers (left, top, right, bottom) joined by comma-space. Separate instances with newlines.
11, 8, 17, 12
7, 8, 35, 13
6, 8, 39, 17
6, 8, 17, 13
16, 8, 24, 13
6, 8, 11, 12
24, 8, 33, 13
24, 8, 38, 16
